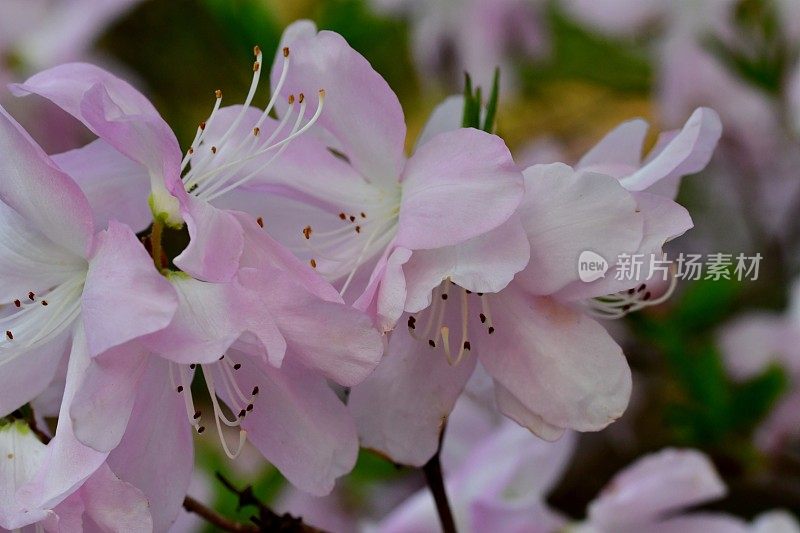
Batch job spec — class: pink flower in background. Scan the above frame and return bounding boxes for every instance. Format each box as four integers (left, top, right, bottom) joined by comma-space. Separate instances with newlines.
0, 420, 152, 531
374, 397, 577, 533
719, 280, 800, 453
369, 0, 549, 91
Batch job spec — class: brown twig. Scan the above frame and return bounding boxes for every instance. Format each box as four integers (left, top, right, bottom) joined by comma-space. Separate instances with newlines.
183, 496, 259, 532
422, 426, 458, 533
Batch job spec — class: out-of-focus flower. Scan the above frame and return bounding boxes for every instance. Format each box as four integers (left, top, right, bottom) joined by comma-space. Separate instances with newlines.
0, 102, 178, 518
573, 448, 798, 533
369, 0, 549, 91
348, 99, 719, 467
0, 420, 152, 531
373, 398, 576, 533
719, 280, 800, 452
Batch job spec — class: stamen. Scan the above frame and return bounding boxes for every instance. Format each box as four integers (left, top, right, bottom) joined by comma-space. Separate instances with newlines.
586, 266, 678, 319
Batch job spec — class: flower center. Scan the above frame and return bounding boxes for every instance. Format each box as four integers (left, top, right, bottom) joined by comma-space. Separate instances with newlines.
0, 276, 84, 358
180, 46, 325, 204
169, 354, 258, 460
299, 200, 400, 296
406, 279, 496, 366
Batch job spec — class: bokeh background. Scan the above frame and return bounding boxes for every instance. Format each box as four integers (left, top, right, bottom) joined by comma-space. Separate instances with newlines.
4, 0, 800, 530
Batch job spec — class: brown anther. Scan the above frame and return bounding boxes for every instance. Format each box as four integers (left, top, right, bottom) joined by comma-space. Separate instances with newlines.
465, 290, 472, 294
246, 404, 253, 412
463, 341, 471, 351
253, 126, 260, 136
338, 212, 346, 220
233, 363, 242, 370
627, 288, 636, 295
5, 331, 12, 340
643, 292, 652, 301
13, 300, 20, 308
188, 184, 199, 193
252, 386, 259, 395
253, 61, 260, 72
28, 292, 35, 301
479, 313, 486, 323
355, 226, 361, 233
283, 46, 290, 58
349, 215, 356, 222
288, 94, 295, 104
303, 226, 313, 239
637, 284, 646, 292
621, 304, 632, 312
41, 300, 48, 306
238, 409, 246, 418
488, 326, 495, 334
199, 121, 206, 131
360, 212, 366, 218
176, 386, 184, 393
254, 45, 261, 56
256, 217, 264, 228
211, 146, 217, 154
219, 355, 225, 360
407, 317, 416, 330
193, 411, 201, 420
188, 147, 194, 155
189, 364, 196, 369
319, 89, 326, 98
197, 426, 206, 434
298, 93, 305, 103
214, 89, 222, 99
441, 294, 448, 300
428, 339, 436, 348
309, 259, 317, 268
477, 292, 484, 296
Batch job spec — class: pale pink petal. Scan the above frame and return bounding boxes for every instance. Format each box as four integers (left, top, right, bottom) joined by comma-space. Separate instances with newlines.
0, 202, 86, 303
107, 357, 194, 532
69, 463, 153, 532
355, 246, 412, 332
718, 313, 796, 380
218, 351, 359, 496
81, 220, 178, 357
515, 163, 643, 296
492, 383, 566, 441
143, 273, 286, 367
396, 128, 523, 250
644, 514, 749, 533
751, 510, 800, 533
0, 330, 70, 418
349, 324, 477, 467
239, 267, 383, 386
619, 107, 722, 192
403, 216, 530, 314
17, 325, 108, 511
274, 21, 407, 185
588, 448, 726, 529
577, 117, 649, 177
0, 421, 52, 530
475, 288, 631, 435
51, 139, 152, 233
11, 64, 183, 222
415, 95, 465, 149
172, 196, 245, 283
0, 104, 93, 257
69, 346, 149, 453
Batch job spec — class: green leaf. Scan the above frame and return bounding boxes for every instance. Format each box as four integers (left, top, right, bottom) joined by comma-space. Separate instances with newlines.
481, 68, 501, 133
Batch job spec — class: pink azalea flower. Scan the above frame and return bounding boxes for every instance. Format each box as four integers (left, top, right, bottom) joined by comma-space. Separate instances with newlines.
199, 20, 527, 333
0, 420, 152, 531
9, 52, 385, 526
0, 103, 179, 515
348, 98, 720, 466
369, 0, 549, 91
718, 280, 800, 452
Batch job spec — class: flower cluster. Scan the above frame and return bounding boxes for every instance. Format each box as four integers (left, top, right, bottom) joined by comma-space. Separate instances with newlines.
0, 19, 722, 532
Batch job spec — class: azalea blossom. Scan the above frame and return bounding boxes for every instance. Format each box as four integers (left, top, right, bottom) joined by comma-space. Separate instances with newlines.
0, 419, 152, 531
368, 0, 549, 91
348, 98, 720, 466
718, 279, 800, 452
9, 42, 387, 528
0, 102, 179, 518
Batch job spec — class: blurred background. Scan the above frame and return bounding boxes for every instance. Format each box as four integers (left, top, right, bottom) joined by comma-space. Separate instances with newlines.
4, 0, 800, 530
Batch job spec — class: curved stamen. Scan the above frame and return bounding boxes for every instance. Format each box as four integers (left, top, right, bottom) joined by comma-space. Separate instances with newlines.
586, 267, 678, 319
